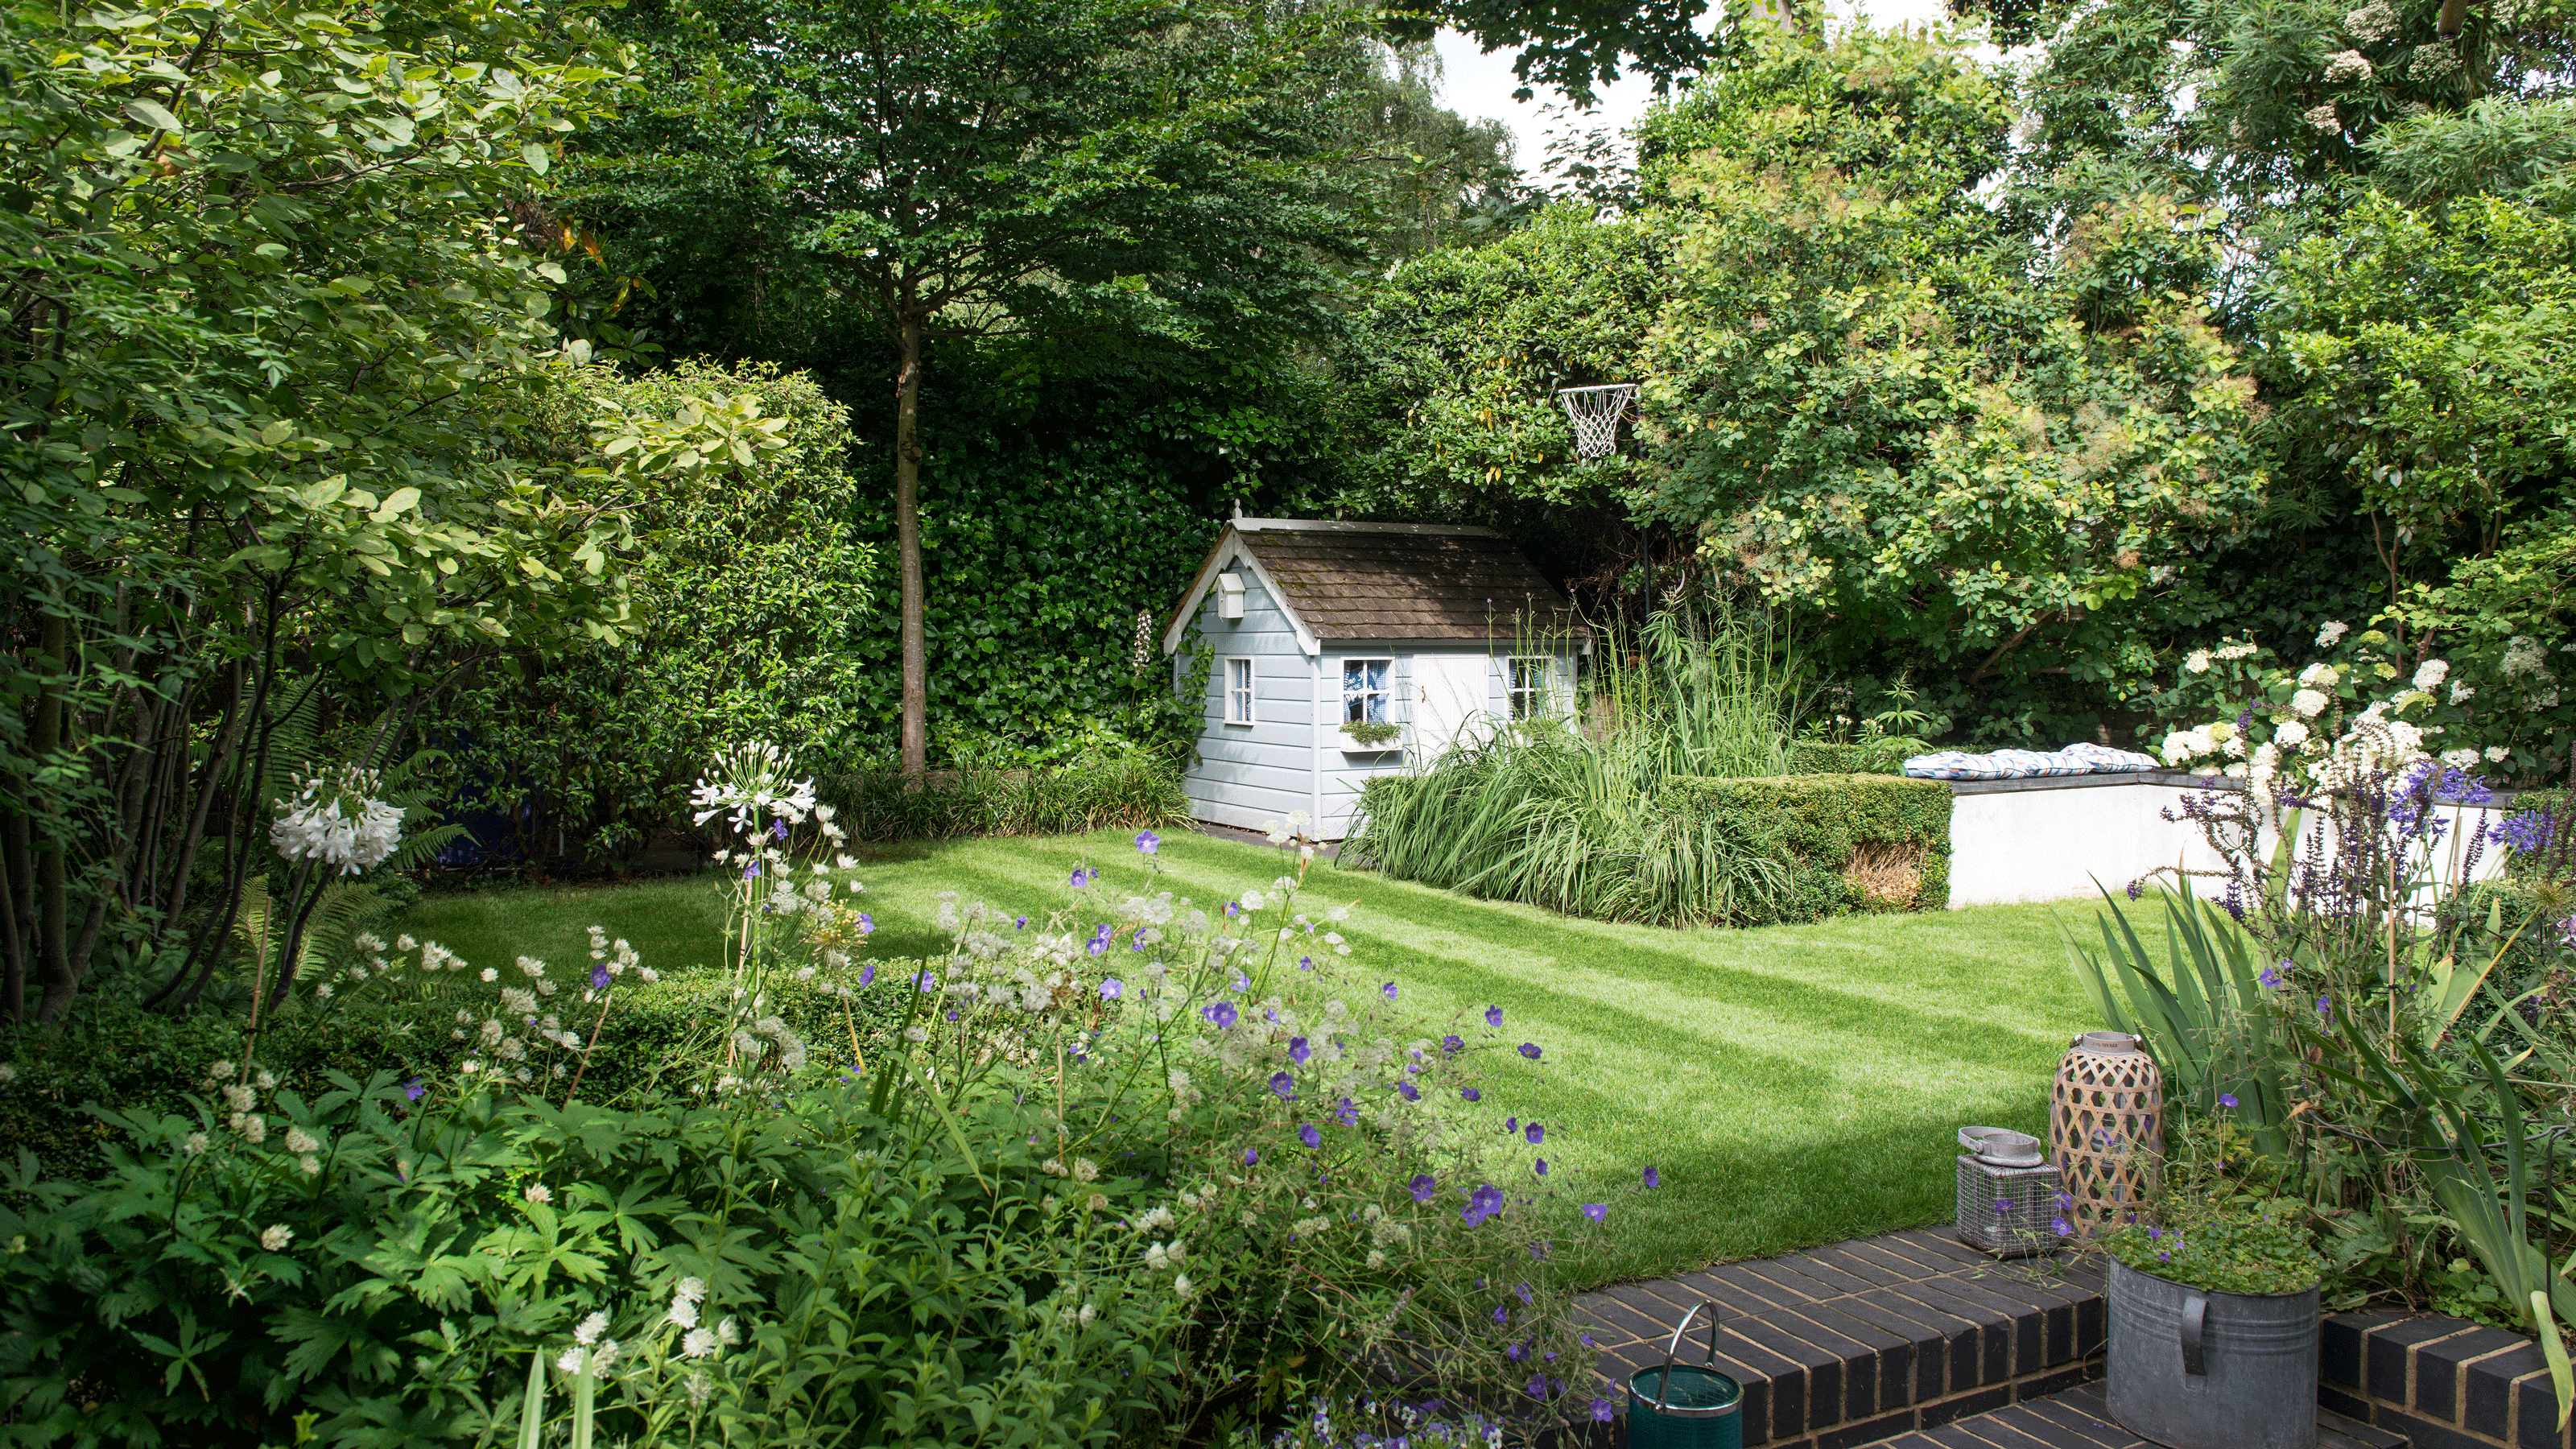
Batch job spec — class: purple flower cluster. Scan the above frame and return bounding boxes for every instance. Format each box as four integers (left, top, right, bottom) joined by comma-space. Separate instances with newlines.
1461, 1183, 1505, 1226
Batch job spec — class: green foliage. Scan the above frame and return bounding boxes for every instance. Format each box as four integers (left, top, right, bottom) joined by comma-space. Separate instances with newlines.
0, 0, 663, 1021
815, 747, 1191, 843
1783, 737, 1930, 775
1657, 774, 1954, 919
421, 359, 875, 863
2100, 1197, 2327, 1295
0, 1071, 1178, 1447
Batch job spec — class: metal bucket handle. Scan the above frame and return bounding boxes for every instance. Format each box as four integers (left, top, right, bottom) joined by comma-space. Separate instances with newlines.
1652, 1299, 1721, 1410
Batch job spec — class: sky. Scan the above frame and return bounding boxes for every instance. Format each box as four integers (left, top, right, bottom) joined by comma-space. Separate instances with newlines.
1429, 0, 1956, 179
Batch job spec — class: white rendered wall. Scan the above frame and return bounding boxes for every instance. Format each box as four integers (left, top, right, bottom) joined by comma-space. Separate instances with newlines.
1946, 778, 2516, 908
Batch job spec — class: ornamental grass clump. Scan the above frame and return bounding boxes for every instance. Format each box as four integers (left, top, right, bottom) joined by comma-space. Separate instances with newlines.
1345, 608, 1798, 926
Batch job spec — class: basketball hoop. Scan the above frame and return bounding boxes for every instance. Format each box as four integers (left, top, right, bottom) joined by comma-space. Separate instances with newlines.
1557, 383, 1638, 461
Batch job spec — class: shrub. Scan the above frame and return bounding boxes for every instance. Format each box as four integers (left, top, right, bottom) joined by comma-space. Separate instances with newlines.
1783, 735, 1929, 775
815, 745, 1190, 842
1657, 774, 1953, 921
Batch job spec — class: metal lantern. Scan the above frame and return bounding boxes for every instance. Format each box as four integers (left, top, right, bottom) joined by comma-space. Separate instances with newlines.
2050, 1030, 2163, 1238
1625, 1302, 1744, 1449
1955, 1126, 2061, 1257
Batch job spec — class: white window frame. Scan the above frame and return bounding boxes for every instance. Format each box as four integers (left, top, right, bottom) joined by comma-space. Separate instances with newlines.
1341, 657, 1393, 724
1508, 656, 1554, 720
1223, 657, 1255, 725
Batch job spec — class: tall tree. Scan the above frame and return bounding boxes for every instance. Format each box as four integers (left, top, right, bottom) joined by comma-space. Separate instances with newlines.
583, 0, 1357, 774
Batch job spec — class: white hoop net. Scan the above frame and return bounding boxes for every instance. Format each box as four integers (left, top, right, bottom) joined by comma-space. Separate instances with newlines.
1557, 383, 1638, 461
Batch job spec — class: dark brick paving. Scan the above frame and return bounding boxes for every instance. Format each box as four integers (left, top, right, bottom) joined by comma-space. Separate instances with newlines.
1863, 1381, 2405, 1449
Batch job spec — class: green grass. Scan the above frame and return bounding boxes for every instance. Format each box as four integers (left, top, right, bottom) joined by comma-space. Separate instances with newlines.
394, 829, 2096, 1289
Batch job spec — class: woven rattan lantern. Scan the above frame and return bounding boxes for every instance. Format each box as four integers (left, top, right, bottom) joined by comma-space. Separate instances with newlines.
1955, 1126, 2061, 1257
2050, 1030, 2162, 1239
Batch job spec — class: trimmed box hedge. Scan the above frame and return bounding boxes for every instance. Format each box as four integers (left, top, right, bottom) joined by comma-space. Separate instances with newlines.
1782, 736, 1927, 776
1659, 773, 1952, 921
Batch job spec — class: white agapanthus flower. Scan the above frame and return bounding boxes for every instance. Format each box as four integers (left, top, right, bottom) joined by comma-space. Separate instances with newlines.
688, 740, 818, 837
270, 764, 404, 875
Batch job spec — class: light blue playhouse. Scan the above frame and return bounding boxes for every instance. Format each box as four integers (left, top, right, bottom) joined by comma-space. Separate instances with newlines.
1160, 517, 1590, 839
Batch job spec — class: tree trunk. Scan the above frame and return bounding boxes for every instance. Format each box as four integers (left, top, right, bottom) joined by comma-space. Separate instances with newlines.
894, 310, 928, 778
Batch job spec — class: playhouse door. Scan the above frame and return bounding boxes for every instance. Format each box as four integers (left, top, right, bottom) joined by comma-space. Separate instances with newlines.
1409, 654, 1490, 761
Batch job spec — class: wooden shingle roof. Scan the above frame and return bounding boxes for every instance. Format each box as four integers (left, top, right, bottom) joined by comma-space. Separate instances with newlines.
1168, 519, 1588, 647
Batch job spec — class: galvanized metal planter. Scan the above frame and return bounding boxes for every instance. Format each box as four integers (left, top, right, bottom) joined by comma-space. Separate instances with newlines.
1625, 1301, 1744, 1449
2107, 1257, 2319, 1449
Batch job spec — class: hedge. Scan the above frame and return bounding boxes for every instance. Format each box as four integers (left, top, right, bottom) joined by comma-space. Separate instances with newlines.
1781, 736, 1929, 776
0, 964, 926, 1180
1658, 773, 1953, 922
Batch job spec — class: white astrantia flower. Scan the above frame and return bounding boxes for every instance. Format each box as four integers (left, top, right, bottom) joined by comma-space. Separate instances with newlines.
182, 1131, 209, 1157
259, 1224, 293, 1252
524, 1183, 553, 1205
284, 1126, 320, 1154
681, 1327, 720, 1359
270, 764, 405, 876
575, 1311, 610, 1347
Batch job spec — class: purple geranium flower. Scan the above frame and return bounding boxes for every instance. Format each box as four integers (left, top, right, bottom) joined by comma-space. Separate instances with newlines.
1298, 956, 1314, 969
1534, 1158, 1548, 1176
857, 912, 875, 935
1382, 981, 1398, 1001
590, 964, 611, 990
1135, 830, 1160, 855
1298, 1123, 1321, 1150
1591, 1397, 1614, 1423
1203, 1001, 1238, 1030
1505, 1341, 1528, 1361
2219, 1092, 2239, 1108
1224, 900, 1241, 916
1582, 1203, 1608, 1223
1397, 1081, 1420, 1101
858, 962, 876, 986
403, 1078, 427, 1102
2260, 962, 2285, 989
1289, 1036, 1311, 1065
1333, 1096, 1360, 1126
1101, 978, 1124, 1000
1642, 1166, 1660, 1188
1013, 914, 1028, 929
1245, 1147, 1258, 1166
1519, 1042, 1542, 1060
770, 819, 789, 841
1461, 1087, 1480, 1101
2053, 1216, 2073, 1236
1442, 1034, 1464, 1053
1525, 1121, 1544, 1145
1463, 1183, 1505, 1226
1269, 1071, 1296, 1100
1070, 868, 1089, 888
1484, 1005, 1504, 1028
1410, 1174, 1437, 1203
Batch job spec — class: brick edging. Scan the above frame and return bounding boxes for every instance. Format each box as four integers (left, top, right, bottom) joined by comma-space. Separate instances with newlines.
2322, 1308, 2570, 1449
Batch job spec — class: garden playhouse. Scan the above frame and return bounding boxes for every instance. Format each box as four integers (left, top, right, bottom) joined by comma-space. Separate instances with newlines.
1162, 517, 1588, 839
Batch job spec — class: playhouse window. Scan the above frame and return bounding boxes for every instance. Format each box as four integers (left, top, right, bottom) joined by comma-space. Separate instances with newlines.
1342, 658, 1390, 723
1224, 658, 1254, 724
1508, 658, 1553, 719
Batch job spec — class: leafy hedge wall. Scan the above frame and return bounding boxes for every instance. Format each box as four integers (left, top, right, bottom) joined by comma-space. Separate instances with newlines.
1659, 774, 1953, 921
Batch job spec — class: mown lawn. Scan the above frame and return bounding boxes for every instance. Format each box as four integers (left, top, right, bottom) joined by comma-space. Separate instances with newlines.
395, 828, 2099, 1288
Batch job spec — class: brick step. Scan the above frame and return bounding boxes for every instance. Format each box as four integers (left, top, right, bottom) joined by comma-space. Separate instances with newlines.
1574, 1228, 2106, 1449
1857, 1380, 2406, 1449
